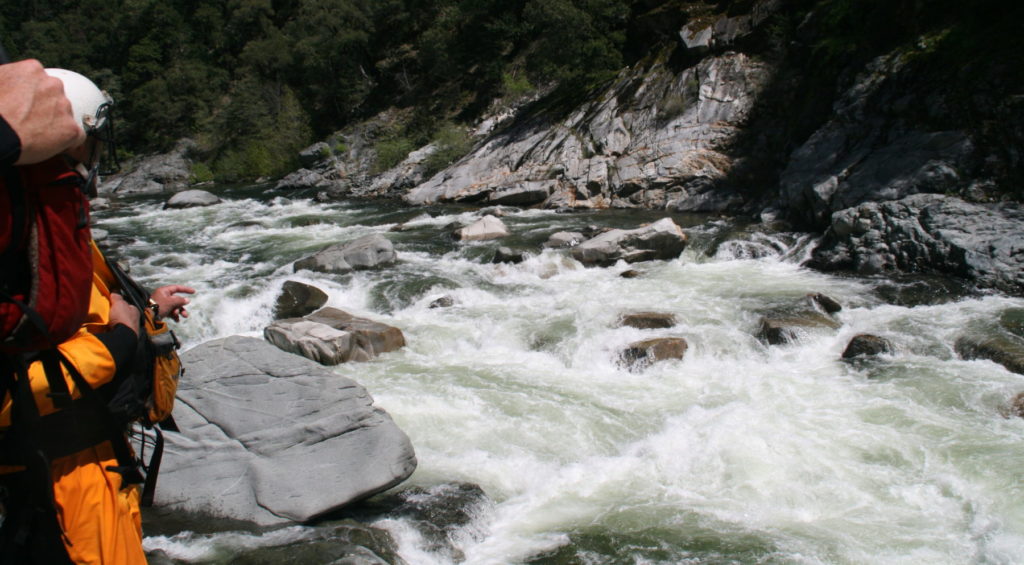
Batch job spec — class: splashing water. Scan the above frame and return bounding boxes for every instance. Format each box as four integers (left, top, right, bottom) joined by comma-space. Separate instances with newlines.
95, 187, 1024, 565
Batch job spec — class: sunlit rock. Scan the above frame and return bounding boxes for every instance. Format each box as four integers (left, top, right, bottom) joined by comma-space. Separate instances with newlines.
543, 231, 584, 248
571, 218, 687, 266
158, 336, 416, 525
620, 337, 688, 370
452, 215, 510, 241
265, 307, 406, 365
163, 189, 220, 209
293, 234, 397, 274
757, 312, 841, 345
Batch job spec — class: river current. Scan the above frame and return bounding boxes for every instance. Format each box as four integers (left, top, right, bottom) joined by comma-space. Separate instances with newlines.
92, 185, 1024, 565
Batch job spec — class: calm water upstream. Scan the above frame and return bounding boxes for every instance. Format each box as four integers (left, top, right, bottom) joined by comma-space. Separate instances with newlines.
92, 184, 1024, 564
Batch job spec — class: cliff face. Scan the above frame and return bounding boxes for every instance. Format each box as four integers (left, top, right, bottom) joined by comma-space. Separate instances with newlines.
392, 1, 1019, 224
405, 51, 772, 212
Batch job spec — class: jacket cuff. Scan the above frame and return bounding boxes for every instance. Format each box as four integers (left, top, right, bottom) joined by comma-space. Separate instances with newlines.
0, 116, 21, 171
94, 323, 138, 373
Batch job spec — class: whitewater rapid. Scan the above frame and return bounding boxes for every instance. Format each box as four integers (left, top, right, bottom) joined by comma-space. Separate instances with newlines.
95, 188, 1024, 564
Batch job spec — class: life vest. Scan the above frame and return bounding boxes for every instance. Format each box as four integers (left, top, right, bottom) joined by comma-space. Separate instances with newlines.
0, 156, 93, 353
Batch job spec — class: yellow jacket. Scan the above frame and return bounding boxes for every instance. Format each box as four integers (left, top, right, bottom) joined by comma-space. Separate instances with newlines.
1, 241, 147, 565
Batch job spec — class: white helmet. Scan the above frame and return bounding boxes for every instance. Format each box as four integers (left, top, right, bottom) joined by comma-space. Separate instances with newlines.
44, 68, 113, 134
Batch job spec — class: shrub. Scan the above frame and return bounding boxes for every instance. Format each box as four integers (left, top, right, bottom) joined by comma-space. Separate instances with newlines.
190, 162, 214, 184
373, 136, 416, 173
422, 122, 472, 177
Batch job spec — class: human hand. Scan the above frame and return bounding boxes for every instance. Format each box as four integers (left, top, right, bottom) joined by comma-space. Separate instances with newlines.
0, 59, 86, 165
109, 293, 140, 336
150, 285, 196, 322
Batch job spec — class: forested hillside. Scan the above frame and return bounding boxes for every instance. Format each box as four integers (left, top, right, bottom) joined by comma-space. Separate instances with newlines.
2, 0, 1020, 186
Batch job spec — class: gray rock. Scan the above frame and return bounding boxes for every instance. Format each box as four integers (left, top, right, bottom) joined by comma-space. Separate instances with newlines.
294, 234, 397, 274
264, 307, 406, 365
163, 189, 221, 209
299, 142, 331, 168
571, 218, 687, 266
809, 194, 1024, 294
543, 232, 584, 248
620, 337, 688, 370
617, 312, 677, 329
157, 336, 417, 525
428, 296, 455, 309
452, 215, 510, 242
274, 280, 329, 320
102, 138, 196, 196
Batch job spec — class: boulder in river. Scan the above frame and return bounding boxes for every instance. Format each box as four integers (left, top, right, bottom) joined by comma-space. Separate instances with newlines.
620, 337, 688, 370
163, 189, 221, 209
265, 307, 406, 365
571, 218, 687, 266
757, 311, 841, 345
842, 334, 893, 359
294, 234, 397, 274
452, 215, 510, 242
156, 336, 417, 525
274, 280, 329, 320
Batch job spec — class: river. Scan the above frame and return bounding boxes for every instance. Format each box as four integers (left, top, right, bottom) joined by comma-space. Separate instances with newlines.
92, 184, 1024, 564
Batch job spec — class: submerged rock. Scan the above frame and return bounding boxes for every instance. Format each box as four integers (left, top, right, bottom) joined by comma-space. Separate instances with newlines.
493, 247, 527, 264
955, 333, 1024, 375
294, 234, 397, 274
158, 336, 417, 525
617, 312, 677, 329
265, 307, 406, 365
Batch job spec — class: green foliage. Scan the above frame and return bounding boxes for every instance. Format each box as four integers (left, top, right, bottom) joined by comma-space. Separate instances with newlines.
422, 122, 472, 177
373, 136, 416, 173
190, 162, 215, 184
501, 71, 534, 99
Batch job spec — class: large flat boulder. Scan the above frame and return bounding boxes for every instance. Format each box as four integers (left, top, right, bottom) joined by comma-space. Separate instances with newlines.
156, 336, 417, 525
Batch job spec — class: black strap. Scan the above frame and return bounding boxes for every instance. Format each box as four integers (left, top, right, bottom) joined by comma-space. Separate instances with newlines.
138, 426, 164, 507
55, 352, 144, 485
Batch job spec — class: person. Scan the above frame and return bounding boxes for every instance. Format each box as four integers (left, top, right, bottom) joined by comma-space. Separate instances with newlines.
0, 65, 194, 564
0, 58, 86, 169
